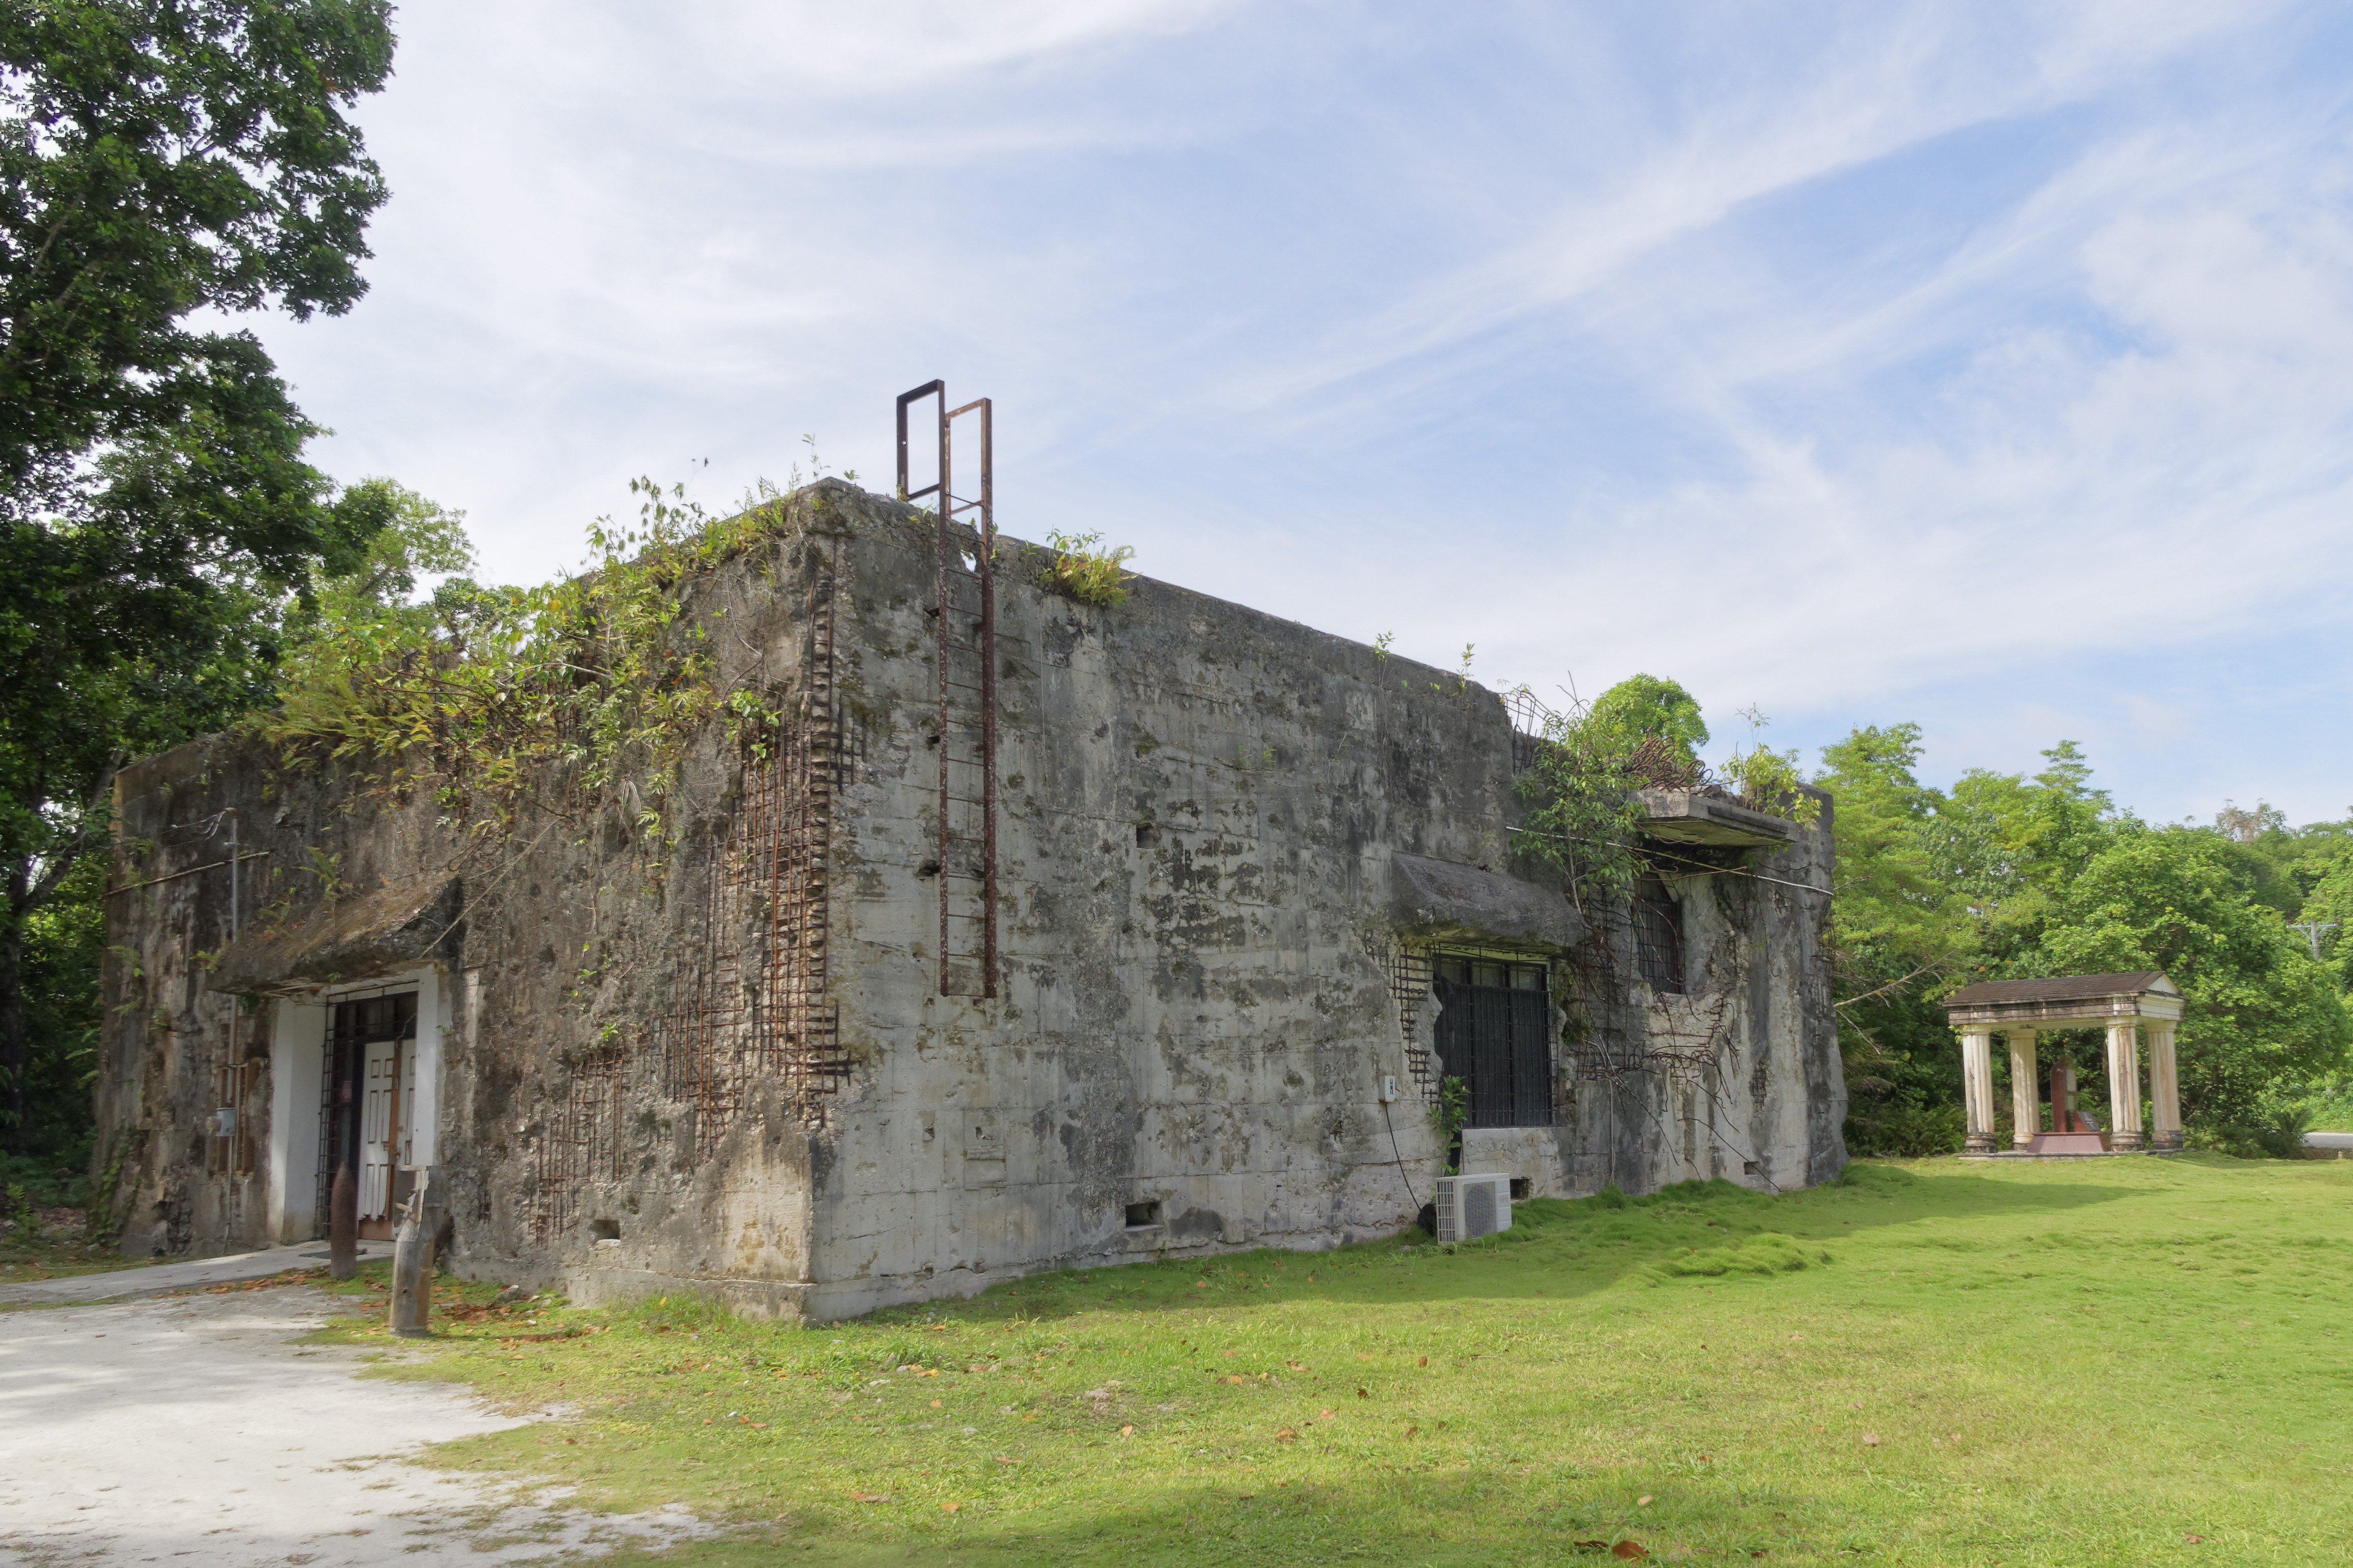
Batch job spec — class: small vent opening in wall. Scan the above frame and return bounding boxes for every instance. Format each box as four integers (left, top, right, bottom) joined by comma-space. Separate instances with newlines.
1509, 1178, 1532, 1200
1743, 1160, 1759, 1176
590, 1217, 620, 1241
1124, 1200, 1161, 1228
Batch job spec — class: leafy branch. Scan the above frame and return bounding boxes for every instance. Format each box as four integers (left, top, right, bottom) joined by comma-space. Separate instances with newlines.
1036, 530, 1136, 608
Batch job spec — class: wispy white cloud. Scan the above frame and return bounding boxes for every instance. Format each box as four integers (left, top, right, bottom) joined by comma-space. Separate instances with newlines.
260, 1, 2353, 821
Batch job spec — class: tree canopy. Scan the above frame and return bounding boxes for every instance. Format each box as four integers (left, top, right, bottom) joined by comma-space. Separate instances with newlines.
1818, 730, 2352, 1152
0, 0, 399, 1157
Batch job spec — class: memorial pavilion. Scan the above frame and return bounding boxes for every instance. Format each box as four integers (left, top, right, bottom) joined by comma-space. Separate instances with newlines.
1943, 973, 2185, 1155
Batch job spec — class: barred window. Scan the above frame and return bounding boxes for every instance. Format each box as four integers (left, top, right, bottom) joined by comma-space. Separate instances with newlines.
1432, 954, 1554, 1128
1633, 873, 1684, 994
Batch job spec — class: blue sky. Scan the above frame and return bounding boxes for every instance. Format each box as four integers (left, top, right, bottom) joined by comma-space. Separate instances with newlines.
253, 2, 2353, 826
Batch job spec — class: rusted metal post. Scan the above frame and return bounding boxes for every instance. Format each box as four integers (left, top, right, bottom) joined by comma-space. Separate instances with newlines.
328, 1164, 358, 1280
390, 1166, 444, 1338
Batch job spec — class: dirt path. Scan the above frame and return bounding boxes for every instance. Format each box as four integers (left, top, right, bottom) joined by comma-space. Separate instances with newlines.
0, 1288, 709, 1566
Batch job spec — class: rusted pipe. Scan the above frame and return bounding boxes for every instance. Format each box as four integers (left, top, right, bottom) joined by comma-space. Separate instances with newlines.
328, 1165, 358, 1280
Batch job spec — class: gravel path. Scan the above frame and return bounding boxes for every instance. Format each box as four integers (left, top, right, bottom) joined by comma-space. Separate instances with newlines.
0, 1287, 710, 1566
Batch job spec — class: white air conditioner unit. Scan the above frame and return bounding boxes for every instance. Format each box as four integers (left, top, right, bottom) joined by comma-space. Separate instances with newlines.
1433, 1173, 1513, 1243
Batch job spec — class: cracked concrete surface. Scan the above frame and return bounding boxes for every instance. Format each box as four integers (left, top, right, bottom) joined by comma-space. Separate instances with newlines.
0, 1287, 711, 1566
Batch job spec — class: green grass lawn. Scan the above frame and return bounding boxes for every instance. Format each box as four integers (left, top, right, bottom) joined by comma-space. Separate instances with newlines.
320, 1154, 2353, 1566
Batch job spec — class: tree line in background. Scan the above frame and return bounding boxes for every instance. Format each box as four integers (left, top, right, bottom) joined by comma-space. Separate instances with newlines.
1823, 730, 2352, 1156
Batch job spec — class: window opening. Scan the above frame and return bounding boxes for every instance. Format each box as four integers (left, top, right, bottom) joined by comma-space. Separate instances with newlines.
1431, 954, 1554, 1128
1633, 873, 1685, 994
1124, 1200, 1162, 1229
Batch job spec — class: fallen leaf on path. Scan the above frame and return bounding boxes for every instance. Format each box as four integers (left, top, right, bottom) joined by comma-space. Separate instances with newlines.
1356, 1387, 1370, 1399
1286, 1360, 1304, 1370
1613, 1542, 1650, 1560
1275, 1427, 1297, 1441
1636, 1495, 1653, 1505
848, 1492, 887, 1503
1119, 1424, 1134, 1437
940, 1501, 960, 1513
1862, 1433, 1881, 1446
2184, 1534, 2207, 1544
1319, 1409, 1335, 1419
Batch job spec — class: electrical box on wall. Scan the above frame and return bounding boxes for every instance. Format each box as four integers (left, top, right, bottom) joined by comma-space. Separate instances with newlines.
1378, 1075, 1399, 1103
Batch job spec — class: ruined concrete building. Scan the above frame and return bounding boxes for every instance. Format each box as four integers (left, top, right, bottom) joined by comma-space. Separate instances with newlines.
100, 432, 1844, 1320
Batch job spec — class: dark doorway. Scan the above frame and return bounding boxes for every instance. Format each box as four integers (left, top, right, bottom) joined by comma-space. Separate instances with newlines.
1432, 955, 1554, 1128
320, 992, 417, 1241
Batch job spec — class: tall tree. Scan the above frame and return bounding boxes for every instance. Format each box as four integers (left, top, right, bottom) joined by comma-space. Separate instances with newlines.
2034, 829, 2350, 1124
0, 0, 397, 1153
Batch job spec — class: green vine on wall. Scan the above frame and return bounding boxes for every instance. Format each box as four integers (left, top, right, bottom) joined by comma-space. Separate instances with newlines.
1429, 1075, 1470, 1176
83, 1130, 144, 1250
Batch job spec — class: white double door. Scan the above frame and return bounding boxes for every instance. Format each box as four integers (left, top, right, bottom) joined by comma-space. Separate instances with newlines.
357, 1038, 414, 1221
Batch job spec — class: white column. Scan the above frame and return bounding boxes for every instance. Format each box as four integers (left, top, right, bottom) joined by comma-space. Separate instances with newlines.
2008, 1028, 2038, 1149
2105, 1020, 2145, 1151
266, 997, 328, 1244
1961, 1029, 1997, 1153
408, 967, 444, 1169
2148, 1023, 2183, 1150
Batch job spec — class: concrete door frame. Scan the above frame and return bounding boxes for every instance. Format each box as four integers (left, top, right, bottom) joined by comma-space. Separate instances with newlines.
263, 967, 445, 1245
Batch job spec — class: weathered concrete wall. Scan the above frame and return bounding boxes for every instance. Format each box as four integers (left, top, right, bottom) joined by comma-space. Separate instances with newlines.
795, 498, 1513, 1317
1547, 792, 1845, 1200
99, 478, 1844, 1319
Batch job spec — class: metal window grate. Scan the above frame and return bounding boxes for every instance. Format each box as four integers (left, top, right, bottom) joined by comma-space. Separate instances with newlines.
1633, 874, 1684, 994
1432, 955, 1554, 1128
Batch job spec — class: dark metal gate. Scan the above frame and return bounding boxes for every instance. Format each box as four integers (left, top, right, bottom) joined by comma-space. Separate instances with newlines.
1433, 957, 1553, 1128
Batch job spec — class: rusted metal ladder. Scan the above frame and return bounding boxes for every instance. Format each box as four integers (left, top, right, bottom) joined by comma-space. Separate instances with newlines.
897, 381, 997, 999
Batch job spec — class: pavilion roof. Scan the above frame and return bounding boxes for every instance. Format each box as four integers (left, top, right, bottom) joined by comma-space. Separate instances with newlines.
1944, 972, 2178, 1008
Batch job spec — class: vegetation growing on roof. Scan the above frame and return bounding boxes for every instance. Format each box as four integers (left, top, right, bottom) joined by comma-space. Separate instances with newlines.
1034, 529, 1136, 608
263, 475, 812, 839
1511, 673, 1815, 911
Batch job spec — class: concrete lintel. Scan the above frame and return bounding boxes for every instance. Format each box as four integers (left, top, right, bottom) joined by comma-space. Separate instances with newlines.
1945, 998, 2186, 1029
1633, 789, 1797, 849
